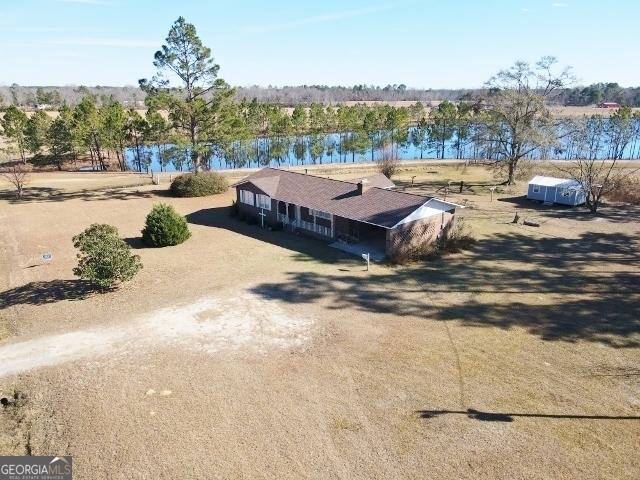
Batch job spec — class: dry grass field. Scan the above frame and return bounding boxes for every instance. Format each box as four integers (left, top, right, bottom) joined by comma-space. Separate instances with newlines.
0, 163, 639, 479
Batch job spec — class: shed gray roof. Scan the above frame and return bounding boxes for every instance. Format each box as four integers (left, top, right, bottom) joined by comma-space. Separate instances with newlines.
233, 168, 454, 228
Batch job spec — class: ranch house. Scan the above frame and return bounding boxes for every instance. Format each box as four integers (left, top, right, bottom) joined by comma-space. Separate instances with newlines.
232, 168, 461, 259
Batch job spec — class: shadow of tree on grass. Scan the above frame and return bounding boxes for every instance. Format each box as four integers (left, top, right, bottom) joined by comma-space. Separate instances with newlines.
417, 408, 640, 423
0, 280, 99, 310
497, 195, 640, 224
249, 229, 640, 348
0, 186, 158, 204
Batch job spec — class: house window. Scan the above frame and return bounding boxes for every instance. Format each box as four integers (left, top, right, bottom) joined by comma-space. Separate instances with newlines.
532, 185, 540, 193
239, 190, 254, 206
256, 194, 271, 210
310, 209, 331, 219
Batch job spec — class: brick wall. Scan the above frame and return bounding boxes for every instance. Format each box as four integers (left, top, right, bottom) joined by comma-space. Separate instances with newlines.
235, 185, 278, 226
386, 212, 455, 258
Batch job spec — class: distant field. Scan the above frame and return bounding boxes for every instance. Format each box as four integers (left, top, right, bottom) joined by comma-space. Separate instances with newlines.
278, 103, 637, 117
2, 104, 636, 121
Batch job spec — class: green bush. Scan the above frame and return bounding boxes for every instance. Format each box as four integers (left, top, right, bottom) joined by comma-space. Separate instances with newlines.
142, 204, 191, 247
169, 171, 228, 197
72, 224, 142, 288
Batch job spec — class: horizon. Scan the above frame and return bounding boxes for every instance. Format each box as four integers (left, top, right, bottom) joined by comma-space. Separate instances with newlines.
0, 0, 639, 89
1, 82, 637, 90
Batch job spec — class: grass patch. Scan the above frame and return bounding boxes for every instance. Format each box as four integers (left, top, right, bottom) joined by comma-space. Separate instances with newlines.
330, 416, 363, 432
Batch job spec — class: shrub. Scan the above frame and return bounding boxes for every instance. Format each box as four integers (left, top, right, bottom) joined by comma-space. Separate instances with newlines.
376, 142, 400, 179
441, 218, 476, 253
605, 175, 640, 204
390, 242, 440, 265
169, 171, 228, 197
73, 224, 142, 288
142, 204, 191, 247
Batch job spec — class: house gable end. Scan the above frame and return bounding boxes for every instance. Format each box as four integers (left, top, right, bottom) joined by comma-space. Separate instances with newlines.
234, 181, 273, 198
391, 198, 460, 229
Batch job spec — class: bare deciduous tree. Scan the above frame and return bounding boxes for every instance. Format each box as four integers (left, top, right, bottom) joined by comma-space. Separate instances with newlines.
556, 158, 637, 214
0, 162, 32, 198
480, 56, 574, 185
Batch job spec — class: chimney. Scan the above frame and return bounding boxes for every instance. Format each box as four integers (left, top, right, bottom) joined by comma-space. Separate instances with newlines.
356, 179, 371, 195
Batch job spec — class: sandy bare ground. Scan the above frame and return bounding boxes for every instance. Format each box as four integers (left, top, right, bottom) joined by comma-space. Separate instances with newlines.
1, 164, 639, 479
0, 293, 313, 379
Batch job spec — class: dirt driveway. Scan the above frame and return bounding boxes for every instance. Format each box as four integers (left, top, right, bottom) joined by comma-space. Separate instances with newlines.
1, 170, 639, 479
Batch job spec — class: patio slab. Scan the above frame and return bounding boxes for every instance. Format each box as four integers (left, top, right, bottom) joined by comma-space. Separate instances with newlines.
329, 238, 386, 261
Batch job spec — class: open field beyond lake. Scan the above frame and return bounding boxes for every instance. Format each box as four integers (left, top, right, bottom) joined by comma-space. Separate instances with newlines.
1, 163, 639, 479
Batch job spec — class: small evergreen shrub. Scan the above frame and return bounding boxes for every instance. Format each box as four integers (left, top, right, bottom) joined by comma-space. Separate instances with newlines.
169, 172, 228, 197
73, 224, 142, 288
142, 204, 191, 247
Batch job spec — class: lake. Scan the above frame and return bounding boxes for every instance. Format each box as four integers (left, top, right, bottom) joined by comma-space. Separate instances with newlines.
124, 124, 640, 173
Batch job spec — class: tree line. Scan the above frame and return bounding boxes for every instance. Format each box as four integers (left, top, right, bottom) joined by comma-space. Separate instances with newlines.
0, 98, 171, 171
2, 82, 639, 111
3, 93, 637, 185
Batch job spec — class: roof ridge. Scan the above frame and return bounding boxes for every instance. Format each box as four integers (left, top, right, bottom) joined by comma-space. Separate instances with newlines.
263, 167, 432, 200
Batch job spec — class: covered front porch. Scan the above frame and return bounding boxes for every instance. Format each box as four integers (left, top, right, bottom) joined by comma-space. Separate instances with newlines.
330, 216, 388, 261
276, 200, 333, 238
329, 237, 386, 261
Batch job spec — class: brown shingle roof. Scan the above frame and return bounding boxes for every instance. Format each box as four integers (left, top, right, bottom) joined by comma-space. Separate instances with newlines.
233, 168, 432, 228
347, 173, 396, 189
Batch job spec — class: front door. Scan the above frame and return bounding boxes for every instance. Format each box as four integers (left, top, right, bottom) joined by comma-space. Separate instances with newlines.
288, 203, 296, 221
348, 220, 360, 240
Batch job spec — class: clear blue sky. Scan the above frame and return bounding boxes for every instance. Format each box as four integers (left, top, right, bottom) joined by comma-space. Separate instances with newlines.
0, 0, 638, 88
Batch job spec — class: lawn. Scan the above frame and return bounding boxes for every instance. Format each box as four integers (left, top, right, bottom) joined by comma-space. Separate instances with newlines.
0, 163, 639, 479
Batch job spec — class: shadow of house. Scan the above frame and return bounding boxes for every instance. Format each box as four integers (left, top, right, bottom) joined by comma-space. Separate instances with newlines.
0, 279, 98, 310
497, 195, 574, 210
249, 230, 640, 347
186, 207, 360, 265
